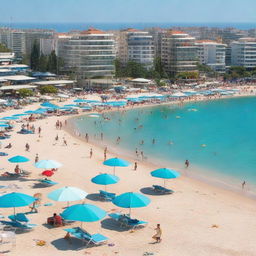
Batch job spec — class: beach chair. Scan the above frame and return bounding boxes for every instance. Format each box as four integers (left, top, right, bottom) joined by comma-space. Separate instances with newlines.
18, 129, 34, 134
64, 227, 108, 248
0, 213, 37, 232
152, 185, 174, 194
99, 190, 116, 201
37, 179, 58, 187
108, 213, 148, 229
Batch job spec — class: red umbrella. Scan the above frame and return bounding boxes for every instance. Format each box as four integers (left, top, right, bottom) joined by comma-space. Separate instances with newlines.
42, 170, 54, 177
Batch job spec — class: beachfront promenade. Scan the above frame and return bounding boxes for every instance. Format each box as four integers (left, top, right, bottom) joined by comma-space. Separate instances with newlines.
0, 93, 256, 256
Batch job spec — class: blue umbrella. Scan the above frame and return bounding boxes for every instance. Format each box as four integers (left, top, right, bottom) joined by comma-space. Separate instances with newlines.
103, 157, 130, 175
151, 168, 180, 187
61, 203, 106, 223
91, 173, 120, 191
8, 155, 30, 163
0, 124, 9, 127
34, 159, 62, 169
113, 192, 150, 216
12, 114, 28, 117
73, 99, 87, 103
1, 116, 19, 120
40, 102, 59, 109
0, 192, 36, 214
48, 186, 88, 205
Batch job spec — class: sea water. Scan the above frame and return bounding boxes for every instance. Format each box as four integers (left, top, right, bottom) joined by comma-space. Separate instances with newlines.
73, 97, 256, 192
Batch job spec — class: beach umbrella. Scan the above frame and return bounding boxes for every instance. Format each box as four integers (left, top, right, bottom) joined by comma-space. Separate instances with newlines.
40, 102, 59, 109
12, 114, 28, 117
8, 155, 30, 163
113, 192, 150, 216
151, 168, 180, 187
42, 170, 54, 177
0, 124, 9, 127
1, 116, 19, 120
34, 159, 62, 169
103, 157, 131, 175
61, 203, 106, 223
0, 192, 36, 214
47, 186, 88, 206
74, 99, 87, 103
91, 173, 120, 191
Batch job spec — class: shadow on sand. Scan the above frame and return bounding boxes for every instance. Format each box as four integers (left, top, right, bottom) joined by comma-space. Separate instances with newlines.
86, 193, 102, 202
140, 187, 164, 196
100, 218, 129, 232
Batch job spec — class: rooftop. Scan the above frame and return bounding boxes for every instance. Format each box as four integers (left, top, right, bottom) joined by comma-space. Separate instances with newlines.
81, 27, 106, 35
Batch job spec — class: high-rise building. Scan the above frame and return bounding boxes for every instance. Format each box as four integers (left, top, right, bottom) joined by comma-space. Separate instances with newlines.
24, 29, 55, 55
231, 38, 256, 68
116, 29, 154, 69
196, 40, 227, 72
161, 30, 198, 76
0, 29, 25, 57
62, 28, 115, 78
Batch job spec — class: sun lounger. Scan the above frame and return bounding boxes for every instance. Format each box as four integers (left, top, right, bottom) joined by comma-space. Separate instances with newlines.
18, 129, 34, 134
108, 213, 148, 229
1, 213, 37, 231
64, 227, 108, 248
38, 179, 58, 186
99, 190, 116, 201
152, 185, 174, 194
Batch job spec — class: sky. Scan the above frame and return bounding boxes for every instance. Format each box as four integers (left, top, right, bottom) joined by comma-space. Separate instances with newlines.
0, 0, 255, 23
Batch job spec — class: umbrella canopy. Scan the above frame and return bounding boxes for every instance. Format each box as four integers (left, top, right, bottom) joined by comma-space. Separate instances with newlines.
151, 168, 180, 179
8, 155, 30, 163
47, 186, 88, 202
42, 170, 54, 177
34, 159, 62, 169
74, 99, 87, 103
113, 192, 150, 209
103, 157, 130, 175
40, 102, 59, 109
91, 173, 120, 185
0, 124, 9, 127
1, 116, 19, 120
61, 203, 106, 222
12, 114, 28, 117
0, 192, 36, 214
103, 157, 130, 167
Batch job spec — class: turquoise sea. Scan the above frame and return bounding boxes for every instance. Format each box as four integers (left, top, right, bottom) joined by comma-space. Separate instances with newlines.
73, 97, 256, 192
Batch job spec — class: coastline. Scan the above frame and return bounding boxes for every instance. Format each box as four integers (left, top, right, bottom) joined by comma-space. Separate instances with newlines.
64, 92, 256, 200
1, 96, 256, 255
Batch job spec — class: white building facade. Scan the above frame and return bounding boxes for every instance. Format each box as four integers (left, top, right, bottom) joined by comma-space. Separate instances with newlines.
231, 38, 256, 68
196, 40, 227, 72
62, 28, 115, 78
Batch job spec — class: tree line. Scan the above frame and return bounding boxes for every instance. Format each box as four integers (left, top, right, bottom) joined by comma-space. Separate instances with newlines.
30, 41, 63, 74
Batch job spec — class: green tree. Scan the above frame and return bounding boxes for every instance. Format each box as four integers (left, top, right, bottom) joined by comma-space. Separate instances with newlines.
0, 43, 11, 52
39, 85, 57, 94
114, 59, 125, 78
18, 89, 34, 98
47, 50, 58, 74
125, 61, 148, 78
30, 40, 40, 71
176, 72, 199, 80
38, 54, 48, 72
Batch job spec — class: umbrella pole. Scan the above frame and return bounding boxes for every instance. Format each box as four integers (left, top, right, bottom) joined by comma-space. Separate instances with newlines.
13, 207, 16, 216
164, 179, 166, 188
105, 185, 107, 192
113, 166, 116, 175
129, 207, 131, 218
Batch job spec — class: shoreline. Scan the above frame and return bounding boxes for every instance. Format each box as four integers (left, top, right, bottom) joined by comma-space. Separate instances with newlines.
1, 95, 256, 255
64, 93, 256, 201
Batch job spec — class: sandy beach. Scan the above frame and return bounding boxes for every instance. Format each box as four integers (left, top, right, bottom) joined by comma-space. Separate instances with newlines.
0, 95, 256, 256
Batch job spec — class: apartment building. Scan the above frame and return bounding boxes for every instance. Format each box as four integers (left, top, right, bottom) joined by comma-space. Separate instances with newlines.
231, 38, 256, 68
196, 40, 227, 72
116, 28, 154, 69
161, 30, 198, 76
62, 28, 115, 78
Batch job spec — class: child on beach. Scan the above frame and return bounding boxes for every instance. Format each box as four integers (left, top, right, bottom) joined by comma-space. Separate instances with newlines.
152, 224, 162, 243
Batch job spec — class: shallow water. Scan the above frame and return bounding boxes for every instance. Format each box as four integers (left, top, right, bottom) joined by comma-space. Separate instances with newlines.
73, 97, 256, 191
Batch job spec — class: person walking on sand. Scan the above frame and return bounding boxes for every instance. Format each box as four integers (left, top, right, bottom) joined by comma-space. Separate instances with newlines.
63, 138, 67, 146
25, 143, 30, 152
134, 162, 137, 171
90, 148, 93, 158
242, 181, 246, 189
185, 159, 189, 168
55, 134, 59, 141
152, 224, 162, 243
38, 127, 41, 136
35, 154, 39, 163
